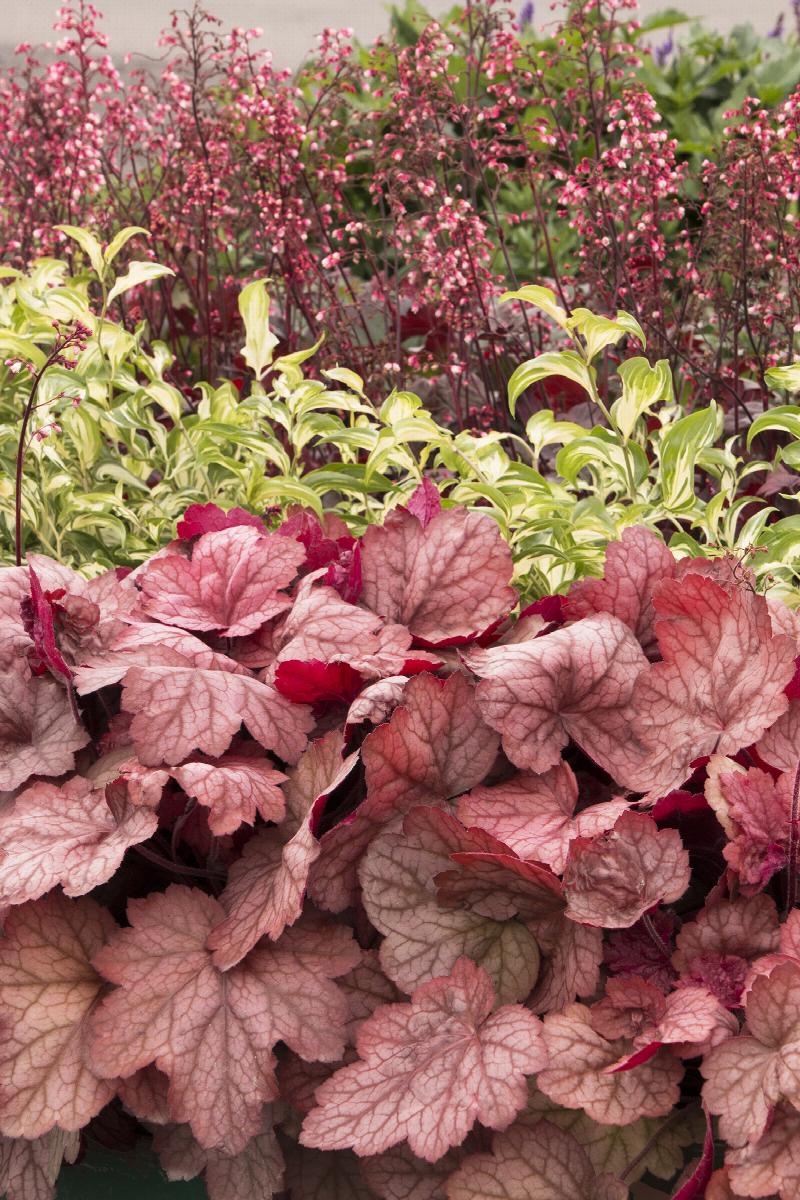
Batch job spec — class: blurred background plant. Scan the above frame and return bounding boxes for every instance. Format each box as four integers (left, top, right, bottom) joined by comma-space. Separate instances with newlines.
1, 0, 799, 434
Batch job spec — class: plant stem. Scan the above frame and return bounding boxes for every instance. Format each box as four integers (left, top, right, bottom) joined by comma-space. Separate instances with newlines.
14, 349, 59, 566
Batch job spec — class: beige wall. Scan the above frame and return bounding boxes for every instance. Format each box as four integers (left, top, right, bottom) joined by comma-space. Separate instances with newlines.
5, 0, 789, 68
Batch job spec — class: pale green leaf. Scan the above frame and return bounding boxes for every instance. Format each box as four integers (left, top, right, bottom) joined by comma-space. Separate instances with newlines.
766, 364, 800, 392
500, 284, 569, 330
104, 227, 149, 267
106, 262, 175, 306
238, 279, 279, 381
507, 351, 594, 416
54, 225, 105, 278
612, 357, 673, 441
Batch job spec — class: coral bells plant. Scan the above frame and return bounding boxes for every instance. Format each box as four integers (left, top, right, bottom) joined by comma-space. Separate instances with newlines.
2, 490, 800, 1198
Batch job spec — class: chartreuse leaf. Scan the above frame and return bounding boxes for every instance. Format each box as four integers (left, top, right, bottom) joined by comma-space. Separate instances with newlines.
507, 351, 594, 416
103, 227, 149, 267
658, 402, 722, 511
106, 262, 174, 306
322, 366, 367, 398
500, 285, 569, 330
238, 280, 279, 381
54, 225, 105, 279
747, 405, 800, 447
567, 308, 646, 361
612, 358, 673, 441
524, 411, 585, 461
765, 364, 800, 392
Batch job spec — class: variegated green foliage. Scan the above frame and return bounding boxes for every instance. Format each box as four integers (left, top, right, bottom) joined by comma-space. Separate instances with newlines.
2, 241, 800, 600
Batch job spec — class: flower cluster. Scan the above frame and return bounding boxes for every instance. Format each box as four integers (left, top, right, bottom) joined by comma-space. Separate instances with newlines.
0, 493, 799, 1197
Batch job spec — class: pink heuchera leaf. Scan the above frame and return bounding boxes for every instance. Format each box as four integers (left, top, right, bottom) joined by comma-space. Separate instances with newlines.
565, 526, 676, 654
120, 646, 312, 766
207, 733, 359, 969
278, 509, 358, 599
74, 622, 242, 692
605, 909, 676, 991
139, 526, 303, 636
701, 961, 800, 1144
20, 564, 72, 683
745, 909, 800, 987
300, 957, 547, 1161
537, 1003, 683, 1125
0, 661, 89, 791
710, 764, 793, 893
345, 675, 409, 731
261, 576, 438, 680
324, 541, 362, 605
466, 615, 650, 784
435, 848, 566, 922
359, 506, 515, 644
171, 754, 287, 836
107, 755, 170, 810
283, 1144, 377, 1200
562, 812, 690, 928
0, 774, 158, 905
672, 895, 780, 1007
404, 478, 441, 528
447, 1119, 629, 1200
361, 1142, 459, 1200
705, 1167, 748, 1200
0, 893, 117, 1138
458, 761, 629, 874
359, 807, 543, 1003
308, 672, 498, 913
630, 574, 796, 795
19, 555, 137, 667
755, 698, 800, 771
274, 659, 364, 706
154, 1112, 283, 1200
726, 1103, 800, 1200
176, 502, 268, 539
591, 978, 735, 1066
89, 885, 358, 1154
0, 566, 31, 667
0, 1129, 79, 1200
117, 1065, 171, 1125
528, 914, 604, 1015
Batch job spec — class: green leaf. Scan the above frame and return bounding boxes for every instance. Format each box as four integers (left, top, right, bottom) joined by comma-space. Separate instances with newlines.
0, 333, 47, 370
144, 381, 184, 424
271, 334, 325, 381
322, 366, 368, 398
106, 262, 175, 306
747, 405, 800, 447
765, 364, 800, 393
238, 279, 279, 381
507, 351, 594, 416
104, 227, 149, 267
54, 225, 105, 279
379, 389, 424, 424
612, 358, 673, 441
500, 284, 569, 330
566, 308, 646, 361
658, 402, 721, 511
